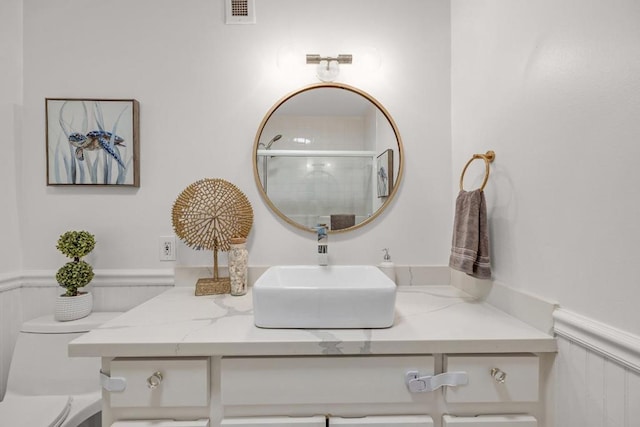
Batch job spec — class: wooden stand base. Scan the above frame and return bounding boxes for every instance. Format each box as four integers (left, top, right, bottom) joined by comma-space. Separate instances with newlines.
195, 277, 230, 296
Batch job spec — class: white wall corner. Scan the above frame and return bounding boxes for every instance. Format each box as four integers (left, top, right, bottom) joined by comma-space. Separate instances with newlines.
451, 269, 559, 334
553, 308, 640, 374
395, 265, 451, 286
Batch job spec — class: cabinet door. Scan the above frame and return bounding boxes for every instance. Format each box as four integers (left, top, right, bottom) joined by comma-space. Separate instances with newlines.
111, 421, 209, 427
221, 416, 326, 426
109, 357, 209, 408
444, 354, 539, 403
221, 355, 434, 406
442, 415, 537, 426
331, 415, 434, 426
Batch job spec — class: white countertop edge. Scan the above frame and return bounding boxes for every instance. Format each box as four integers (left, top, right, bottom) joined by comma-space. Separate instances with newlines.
69, 338, 557, 358
69, 285, 556, 358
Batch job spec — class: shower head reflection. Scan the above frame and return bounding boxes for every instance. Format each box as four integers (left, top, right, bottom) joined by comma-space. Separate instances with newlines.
265, 134, 282, 150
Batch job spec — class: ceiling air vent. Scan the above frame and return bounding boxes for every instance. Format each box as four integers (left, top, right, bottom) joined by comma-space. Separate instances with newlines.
225, 0, 256, 24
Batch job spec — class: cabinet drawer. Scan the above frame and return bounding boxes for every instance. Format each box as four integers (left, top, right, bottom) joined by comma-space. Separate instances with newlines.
331, 415, 433, 426
221, 416, 326, 426
110, 357, 209, 408
444, 354, 539, 403
220, 415, 433, 427
442, 414, 537, 426
111, 421, 209, 427
221, 355, 434, 405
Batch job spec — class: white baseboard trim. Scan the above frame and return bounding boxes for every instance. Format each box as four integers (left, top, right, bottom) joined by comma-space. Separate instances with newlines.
554, 308, 640, 374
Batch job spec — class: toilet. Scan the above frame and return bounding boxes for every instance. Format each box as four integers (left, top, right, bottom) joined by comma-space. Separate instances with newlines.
0, 312, 121, 427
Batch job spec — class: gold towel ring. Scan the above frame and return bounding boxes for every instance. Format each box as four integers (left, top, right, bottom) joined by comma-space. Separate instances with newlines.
459, 150, 496, 191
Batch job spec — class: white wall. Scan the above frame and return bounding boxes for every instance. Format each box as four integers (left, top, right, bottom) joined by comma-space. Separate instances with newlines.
451, 0, 640, 337
0, 286, 21, 401
9, 2, 640, 424
4, 0, 451, 402
0, 0, 23, 274
0, 0, 23, 396
20, 0, 452, 271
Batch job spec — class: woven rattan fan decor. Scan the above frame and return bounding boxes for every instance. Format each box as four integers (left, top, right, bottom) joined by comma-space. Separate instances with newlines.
172, 178, 253, 295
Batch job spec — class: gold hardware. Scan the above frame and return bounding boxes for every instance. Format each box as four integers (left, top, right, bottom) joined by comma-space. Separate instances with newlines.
490, 367, 507, 384
459, 150, 496, 191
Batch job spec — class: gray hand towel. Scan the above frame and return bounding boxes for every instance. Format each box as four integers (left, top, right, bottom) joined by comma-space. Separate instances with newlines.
449, 189, 491, 279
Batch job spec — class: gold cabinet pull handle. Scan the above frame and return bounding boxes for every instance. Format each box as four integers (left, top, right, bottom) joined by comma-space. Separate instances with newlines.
490, 367, 507, 384
146, 371, 163, 389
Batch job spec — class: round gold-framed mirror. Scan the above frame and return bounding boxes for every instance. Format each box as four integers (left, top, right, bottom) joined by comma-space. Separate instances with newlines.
253, 83, 404, 233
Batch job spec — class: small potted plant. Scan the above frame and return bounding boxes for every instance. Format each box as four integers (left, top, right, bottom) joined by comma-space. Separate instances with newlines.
54, 230, 96, 321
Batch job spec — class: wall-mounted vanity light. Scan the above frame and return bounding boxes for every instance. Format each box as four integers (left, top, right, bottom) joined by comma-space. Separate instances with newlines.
306, 54, 353, 82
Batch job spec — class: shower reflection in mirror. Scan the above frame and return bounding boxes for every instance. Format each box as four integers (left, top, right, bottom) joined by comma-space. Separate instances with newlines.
254, 84, 403, 232
257, 134, 282, 192
257, 141, 387, 230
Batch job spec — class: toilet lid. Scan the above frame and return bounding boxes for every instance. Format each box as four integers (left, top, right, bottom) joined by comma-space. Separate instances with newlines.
0, 395, 72, 427
22, 312, 122, 333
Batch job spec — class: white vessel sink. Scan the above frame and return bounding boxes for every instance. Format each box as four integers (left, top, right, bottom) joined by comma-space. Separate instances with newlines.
253, 265, 396, 329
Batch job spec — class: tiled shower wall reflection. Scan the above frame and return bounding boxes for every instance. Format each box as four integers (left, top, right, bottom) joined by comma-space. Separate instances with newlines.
268, 156, 374, 228
258, 107, 394, 229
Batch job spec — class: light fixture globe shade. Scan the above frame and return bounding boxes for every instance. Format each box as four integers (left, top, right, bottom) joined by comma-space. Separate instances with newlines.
316, 59, 340, 82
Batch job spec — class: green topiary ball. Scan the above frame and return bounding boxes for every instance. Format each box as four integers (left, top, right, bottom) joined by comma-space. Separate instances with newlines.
57, 231, 96, 260
56, 260, 94, 296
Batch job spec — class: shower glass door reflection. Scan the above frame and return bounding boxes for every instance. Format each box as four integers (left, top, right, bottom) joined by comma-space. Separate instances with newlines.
263, 155, 374, 229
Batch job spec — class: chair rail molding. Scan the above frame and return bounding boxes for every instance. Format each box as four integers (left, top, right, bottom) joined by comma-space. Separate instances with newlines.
0, 273, 22, 293
554, 308, 640, 374
19, 269, 175, 287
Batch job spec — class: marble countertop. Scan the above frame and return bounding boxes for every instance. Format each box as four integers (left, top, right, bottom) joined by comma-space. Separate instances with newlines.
69, 286, 556, 357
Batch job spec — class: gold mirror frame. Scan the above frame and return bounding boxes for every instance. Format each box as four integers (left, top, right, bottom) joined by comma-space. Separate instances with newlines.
252, 82, 404, 233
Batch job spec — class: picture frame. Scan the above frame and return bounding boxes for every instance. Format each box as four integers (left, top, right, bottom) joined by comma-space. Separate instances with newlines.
376, 148, 394, 198
46, 98, 140, 186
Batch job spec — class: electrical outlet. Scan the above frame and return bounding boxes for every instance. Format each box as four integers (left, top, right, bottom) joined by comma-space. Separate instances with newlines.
159, 236, 176, 261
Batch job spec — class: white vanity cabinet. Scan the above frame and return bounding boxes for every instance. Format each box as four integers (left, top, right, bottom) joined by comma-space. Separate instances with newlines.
442, 414, 537, 426
69, 287, 556, 427
439, 354, 542, 426
443, 354, 539, 404
221, 416, 326, 426
101, 353, 542, 426
219, 356, 436, 424
111, 421, 210, 427
330, 415, 434, 426
220, 355, 435, 406
109, 357, 209, 408
220, 415, 434, 426
217, 354, 542, 426
102, 357, 211, 426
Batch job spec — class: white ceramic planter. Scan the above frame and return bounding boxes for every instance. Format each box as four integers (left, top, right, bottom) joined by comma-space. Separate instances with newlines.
54, 291, 93, 321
